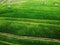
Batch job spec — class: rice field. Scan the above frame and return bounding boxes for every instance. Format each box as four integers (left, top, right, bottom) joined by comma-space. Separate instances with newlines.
0, 0, 60, 45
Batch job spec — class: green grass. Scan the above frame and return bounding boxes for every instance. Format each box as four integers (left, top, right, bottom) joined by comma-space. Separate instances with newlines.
0, 41, 19, 45
0, 7, 60, 20
0, 20, 60, 39
0, 41, 21, 45
0, 42, 10, 45
0, 0, 60, 20
0, 17, 60, 25
0, 0, 60, 45
0, 33, 60, 45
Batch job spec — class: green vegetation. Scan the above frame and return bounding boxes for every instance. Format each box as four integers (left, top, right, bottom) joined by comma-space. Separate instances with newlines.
0, 20, 60, 39
0, 0, 60, 45
0, 42, 10, 45
0, 33, 60, 45
0, 0, 60, 20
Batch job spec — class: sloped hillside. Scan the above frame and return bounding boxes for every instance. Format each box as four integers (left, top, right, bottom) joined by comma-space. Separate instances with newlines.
0, 0, 60, 45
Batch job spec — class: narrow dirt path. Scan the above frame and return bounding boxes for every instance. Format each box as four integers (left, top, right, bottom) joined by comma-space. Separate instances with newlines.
0, 40, 19, 45
0, 32, 60, 43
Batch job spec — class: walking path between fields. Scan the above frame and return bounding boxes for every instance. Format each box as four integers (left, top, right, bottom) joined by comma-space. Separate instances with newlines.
0, 32, 60, 43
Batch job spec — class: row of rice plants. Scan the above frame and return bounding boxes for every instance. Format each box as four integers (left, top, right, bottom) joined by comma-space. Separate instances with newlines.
0, 20, 60, 39
0, 34, 60, 45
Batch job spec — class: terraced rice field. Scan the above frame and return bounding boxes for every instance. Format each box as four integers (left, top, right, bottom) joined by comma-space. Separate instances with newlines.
0, 0, 60, 45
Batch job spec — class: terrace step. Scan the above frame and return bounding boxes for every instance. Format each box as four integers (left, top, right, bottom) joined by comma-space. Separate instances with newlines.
0, 32, 60, 43
0, 40, 20, 45
0, 17, 60, 25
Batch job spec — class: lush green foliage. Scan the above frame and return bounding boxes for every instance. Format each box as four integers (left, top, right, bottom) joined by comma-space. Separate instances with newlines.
0, 20, 60, 39
0, 34, 60, 45
0, 0, 60, 20
0, 0, 60, 45
0, 42, 9, 45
